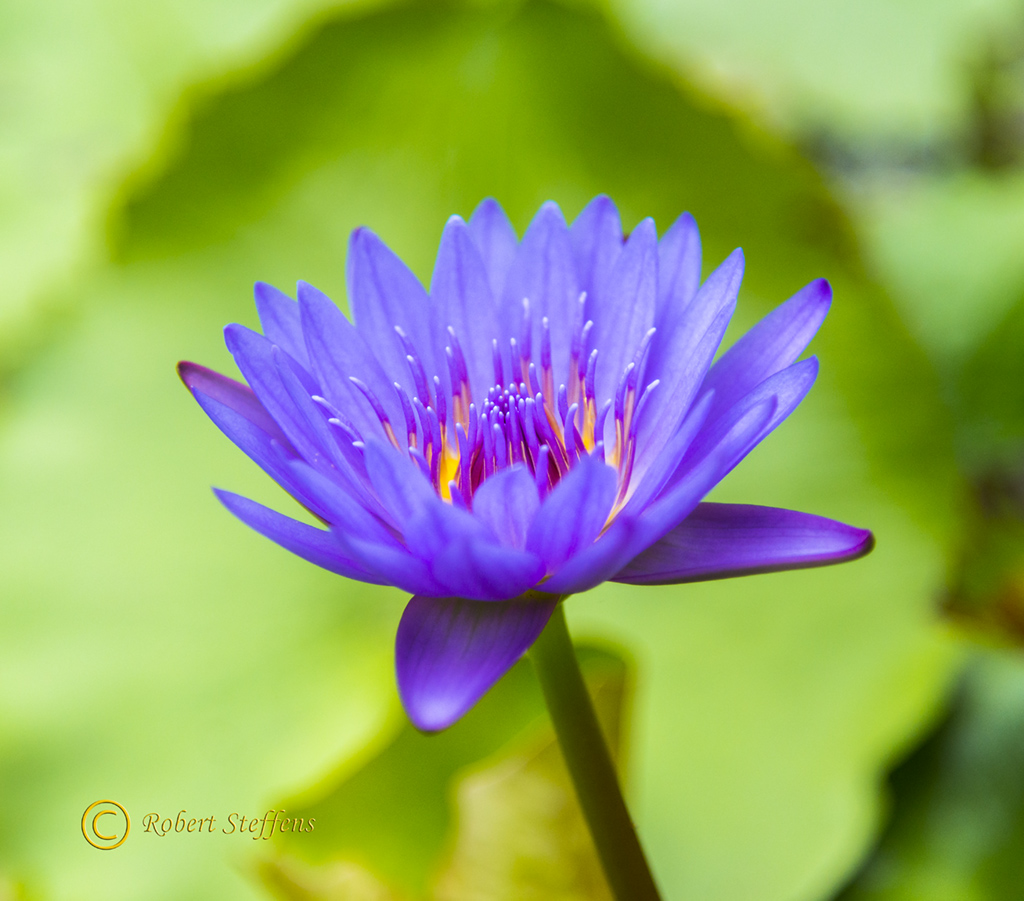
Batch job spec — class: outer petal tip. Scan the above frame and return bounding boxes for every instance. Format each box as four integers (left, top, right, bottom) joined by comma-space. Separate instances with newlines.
347, 224, 383, 260
852, 527, 875, 560
614, 503, 875, 585
576, 193, 618, 218
212, 487, 245, 512
253, 280, 289, 301
222, 321, 246, 348
810, 277, 832, 303
470, 196, 506, 216
176, 360, 198, 389
536, 199, 567, 223
633, 216, 657, 238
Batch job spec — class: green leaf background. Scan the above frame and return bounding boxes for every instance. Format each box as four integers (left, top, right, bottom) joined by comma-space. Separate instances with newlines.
4, 0, 1023, 898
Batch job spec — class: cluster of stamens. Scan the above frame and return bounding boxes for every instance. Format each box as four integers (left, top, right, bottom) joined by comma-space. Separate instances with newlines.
314, 295, 660, 513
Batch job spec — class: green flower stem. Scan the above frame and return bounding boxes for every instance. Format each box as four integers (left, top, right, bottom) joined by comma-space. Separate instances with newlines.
529, 600, 662, 901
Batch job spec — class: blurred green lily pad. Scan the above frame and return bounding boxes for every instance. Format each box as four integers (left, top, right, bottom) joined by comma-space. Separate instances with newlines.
0, 0, 365, 365
839, 647, 1024, 901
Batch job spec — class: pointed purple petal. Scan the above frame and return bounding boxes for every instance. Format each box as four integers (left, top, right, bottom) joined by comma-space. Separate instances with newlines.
273, 346, 351, 473
468, 198, 518, 301
214, 489, 384, 582
526, 454, 618, 571
296, 280, 404, 437
622, 390, 714, 517
288, 448, 441, 593
681, 356, 819, 475
614, 502, 874, 584
189, 389, 334, 523
471, 465, 540, 549
362, 438, 440, 524
546, 398, 781, 595
401, 498, 545, 599
701, 278, 831, 424
431, 215, 503, 402
339, 533, 446, 595
347, 227, 449, 399
223, 324, 334, 467
657, 212, 701, 317
502, 201, 579, 387
431, 538, 546, 600
570, 195, 622, 298
588, 217, 657, 411
542, 514, 640, 595
254, 282, 310, 368
178, 361, 287, 443
286, 459, 398, 538
636, 249, 742, 473
631, 398, 779, 555
396, 594, 557, 731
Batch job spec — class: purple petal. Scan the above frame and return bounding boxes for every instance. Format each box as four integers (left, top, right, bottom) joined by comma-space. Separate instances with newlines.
286, 448, 441, 593
339, 533, 446, 596
254, 282, 310, 368
526, 454, 618, 571
502, 201, 579, 388
431, 538, 546, 600
588, 217, 658, 412
431, 215, 503, 402
189, 389, 333, 523
362, 438, 441, 525
570, 195, 622, 298
396, 594, 557, 731
347, 227, 449, 399
471, 465, 540, 549
636, 249, 742, 473
635, 398, 779, 550
273, 347, 351, 473
621, 389, 714, 517
542, 514, 640, 595
468, 198, 518, 302
296, 280, 404, 437
681, 356, 819, 475
546, 399, 781, 595
223, 325, 335, 468
657, 212, 702, 317
178, 361, 287, 444
614, 502, 874, 584
700, 278, 831, 424
286, 459, 398, 539
401, 483, 490, 553
214, 489, 384, 583
267, 350, 382, 512
402, 498, 545, 599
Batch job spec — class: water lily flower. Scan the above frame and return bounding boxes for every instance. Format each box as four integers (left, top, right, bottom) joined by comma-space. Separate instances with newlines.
178, 197, 873, 734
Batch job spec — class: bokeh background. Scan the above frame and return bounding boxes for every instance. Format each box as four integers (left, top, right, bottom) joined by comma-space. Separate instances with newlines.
5, 0, 1024, 897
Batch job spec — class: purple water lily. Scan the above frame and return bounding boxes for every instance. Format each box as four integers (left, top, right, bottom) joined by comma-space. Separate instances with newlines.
179, 196, 872, 733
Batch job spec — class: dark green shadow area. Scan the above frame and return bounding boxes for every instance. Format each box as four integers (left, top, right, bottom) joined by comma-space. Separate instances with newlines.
837, 649, 1024, 901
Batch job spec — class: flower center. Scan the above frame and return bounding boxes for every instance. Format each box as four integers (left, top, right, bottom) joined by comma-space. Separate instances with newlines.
324, 295, 659, 513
